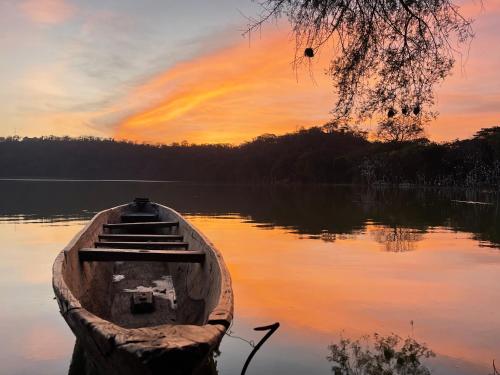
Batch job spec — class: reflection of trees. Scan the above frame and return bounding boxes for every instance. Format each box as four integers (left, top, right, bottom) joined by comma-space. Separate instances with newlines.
1, 182, 499, 249
321, 231, 336, 243
372, 226, 424, 252
327, 333, 435, 375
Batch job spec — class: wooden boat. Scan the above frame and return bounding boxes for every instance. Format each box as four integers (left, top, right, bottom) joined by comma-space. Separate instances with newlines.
53, 198, 233, 375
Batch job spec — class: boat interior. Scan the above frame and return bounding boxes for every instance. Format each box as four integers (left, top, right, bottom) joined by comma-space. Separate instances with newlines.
62, 198, 222, 329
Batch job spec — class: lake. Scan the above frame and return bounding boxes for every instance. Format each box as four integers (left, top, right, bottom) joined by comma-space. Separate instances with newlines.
0, 180, 499, 374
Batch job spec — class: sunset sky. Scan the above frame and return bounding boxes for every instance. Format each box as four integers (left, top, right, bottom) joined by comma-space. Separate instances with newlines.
0, 0, 498, 144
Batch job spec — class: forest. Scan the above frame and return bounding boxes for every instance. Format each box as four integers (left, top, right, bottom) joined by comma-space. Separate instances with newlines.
1, 124, 499, 187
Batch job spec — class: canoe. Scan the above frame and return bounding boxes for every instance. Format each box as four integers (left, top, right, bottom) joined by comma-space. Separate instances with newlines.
53, 198, 233, 375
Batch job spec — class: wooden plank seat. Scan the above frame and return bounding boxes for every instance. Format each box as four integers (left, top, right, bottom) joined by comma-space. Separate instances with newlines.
94, 241, 189, 250
98, 234, 184, 242
121, 213, 159, 223
79, 248, 205, 262
103, 221, 179, 230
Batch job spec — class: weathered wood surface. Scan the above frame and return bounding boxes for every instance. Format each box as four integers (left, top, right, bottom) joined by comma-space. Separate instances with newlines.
94, 241, 189, 249
52, 201, 233, 375
98, 234, 183, 242
65, 305, 226, 375
103, 221, 178, 230
79, 248, 205, 262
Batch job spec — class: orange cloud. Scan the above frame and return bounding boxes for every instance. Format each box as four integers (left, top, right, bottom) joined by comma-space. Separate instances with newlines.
19, 0, 75, 25
113, 22, 499, 144
114, 31, 334, 144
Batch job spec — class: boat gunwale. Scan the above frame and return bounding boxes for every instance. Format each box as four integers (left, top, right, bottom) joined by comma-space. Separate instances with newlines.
52, 202, 233, 359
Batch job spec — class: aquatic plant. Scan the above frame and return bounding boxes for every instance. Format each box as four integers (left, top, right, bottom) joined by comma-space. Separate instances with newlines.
327, 333, 435, 375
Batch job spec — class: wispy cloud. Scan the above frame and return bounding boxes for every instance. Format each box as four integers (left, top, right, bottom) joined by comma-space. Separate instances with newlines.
114, 30, 334, 144
18, 0, 75, 25
4, 0, 498, 143
111, 5, 500, 145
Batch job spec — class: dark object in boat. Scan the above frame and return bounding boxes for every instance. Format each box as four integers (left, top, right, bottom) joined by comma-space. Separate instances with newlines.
131, 291, 154, 314
133, 197, 150, 210
304, 47, 314, 57
53, 199, 233, 375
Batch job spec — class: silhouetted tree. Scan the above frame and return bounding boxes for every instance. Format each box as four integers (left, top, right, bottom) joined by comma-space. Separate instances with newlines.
323, 119, 368, 139
377, 116, 425, 142
247, 0, 474, 123
1, 125, 500, 187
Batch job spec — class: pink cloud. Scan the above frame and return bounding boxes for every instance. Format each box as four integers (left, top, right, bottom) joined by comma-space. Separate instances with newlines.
19, 0, 75, 25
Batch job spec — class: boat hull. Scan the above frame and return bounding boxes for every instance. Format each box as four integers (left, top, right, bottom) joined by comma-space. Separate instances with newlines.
53, 202, 233, 374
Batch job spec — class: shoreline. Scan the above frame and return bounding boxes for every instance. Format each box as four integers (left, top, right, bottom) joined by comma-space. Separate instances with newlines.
0, 178, 498, 193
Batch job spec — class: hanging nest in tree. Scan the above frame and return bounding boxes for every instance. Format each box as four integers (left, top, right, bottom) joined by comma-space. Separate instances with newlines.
401, 105, 409, 116
387, 108, 397, 118
413, 105, 421, 115
304, 47, 314, 58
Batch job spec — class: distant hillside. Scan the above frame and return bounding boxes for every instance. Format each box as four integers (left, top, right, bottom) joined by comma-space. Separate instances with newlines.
1, 126, 499, 187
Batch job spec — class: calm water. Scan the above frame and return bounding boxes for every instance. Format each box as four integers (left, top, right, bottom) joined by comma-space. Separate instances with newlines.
0, 180, 499, 375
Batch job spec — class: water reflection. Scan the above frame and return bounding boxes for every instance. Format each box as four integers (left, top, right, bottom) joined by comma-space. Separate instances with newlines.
327, 333, 435, 375
0, 180, 499, 248
67, 341, 219, 375
372, 226, 424, 252
0, 180, 499, 375
68, 341, 97, 375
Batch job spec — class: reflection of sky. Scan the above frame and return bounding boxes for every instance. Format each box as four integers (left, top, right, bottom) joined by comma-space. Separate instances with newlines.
1, 208, 499, 374
0, 221, 83, 374
190, 216, 500, 374
1, 0, 499, 143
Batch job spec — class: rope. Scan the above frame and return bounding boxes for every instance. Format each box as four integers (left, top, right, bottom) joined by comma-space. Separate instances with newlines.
224, 321, 255, 347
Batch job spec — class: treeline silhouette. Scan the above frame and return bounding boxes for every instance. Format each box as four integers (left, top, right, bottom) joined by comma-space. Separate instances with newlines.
0, 125, 499, 187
